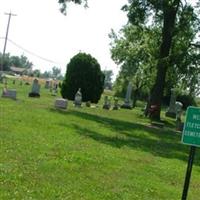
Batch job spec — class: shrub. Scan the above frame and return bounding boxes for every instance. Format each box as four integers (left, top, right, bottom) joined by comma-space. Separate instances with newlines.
61, 52, 105, 103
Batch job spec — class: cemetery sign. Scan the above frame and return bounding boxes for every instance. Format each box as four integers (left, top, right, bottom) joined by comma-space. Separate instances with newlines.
181, 106, 200, 200
182, 106, 200, 147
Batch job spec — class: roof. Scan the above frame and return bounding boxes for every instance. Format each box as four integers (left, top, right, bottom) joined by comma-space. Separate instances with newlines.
10, 66, 27, 73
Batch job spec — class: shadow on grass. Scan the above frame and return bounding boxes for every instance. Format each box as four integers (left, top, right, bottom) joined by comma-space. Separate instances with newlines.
51, 109, 200, 165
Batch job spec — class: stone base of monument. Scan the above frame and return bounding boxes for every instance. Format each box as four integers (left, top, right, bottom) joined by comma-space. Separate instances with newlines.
2, 89, 17, 100
28, 92, 40, 97
74, 103, 82, 107
165, 111, 176, 118
55, 98, 67, 109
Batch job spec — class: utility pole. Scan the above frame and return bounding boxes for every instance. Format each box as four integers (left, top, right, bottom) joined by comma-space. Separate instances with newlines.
1, 11, 17, 73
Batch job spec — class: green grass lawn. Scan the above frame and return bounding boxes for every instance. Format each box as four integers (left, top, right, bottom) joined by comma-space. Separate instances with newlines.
0, 79, 200, 200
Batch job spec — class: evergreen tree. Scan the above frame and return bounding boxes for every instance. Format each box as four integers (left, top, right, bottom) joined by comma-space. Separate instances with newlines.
61, 52, 104, 103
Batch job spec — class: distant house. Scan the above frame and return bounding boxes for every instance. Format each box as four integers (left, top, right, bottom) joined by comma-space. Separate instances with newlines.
10, 66, 28, 75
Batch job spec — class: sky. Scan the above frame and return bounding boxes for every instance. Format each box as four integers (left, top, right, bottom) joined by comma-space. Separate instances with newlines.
0, 0, 128, 78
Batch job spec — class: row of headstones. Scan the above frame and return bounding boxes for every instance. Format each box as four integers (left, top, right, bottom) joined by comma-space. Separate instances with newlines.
122, 82, 184, 131
1, 78, 184, 126
1, 78, 59, 99
10, 78, 58, 91
29, 79, 59, 97
1, 78, 41, 99
54, 93, 120, 110
123, 82, 184, 119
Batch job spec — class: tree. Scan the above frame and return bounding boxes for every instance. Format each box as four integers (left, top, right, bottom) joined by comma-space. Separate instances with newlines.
0, 53, 12, 71
125, 1, 200, 119
10, 54, 33, 69
52, 66, 61, 79
0, 53, 33, 71
32, 69, 41, 78
61, 52, 105, 103
110, 25, 157, 106
41, 70, 52, 78
58, 0, 88, 15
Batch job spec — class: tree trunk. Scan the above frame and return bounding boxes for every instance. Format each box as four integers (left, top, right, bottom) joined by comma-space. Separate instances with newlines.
148, 1, 180, 120
132, 89, 138, 108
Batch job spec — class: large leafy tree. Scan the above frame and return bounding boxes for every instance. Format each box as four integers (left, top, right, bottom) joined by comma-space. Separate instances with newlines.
110, 25, 158, 106
110, 5, 200, 108
0, 53, 12, 71
58, 0, 200, 119
0, 53, 33, 71
10, 54, 33, 69
122, 0, 200, 120
52, 66, 62, 78
61, 52, 105, 103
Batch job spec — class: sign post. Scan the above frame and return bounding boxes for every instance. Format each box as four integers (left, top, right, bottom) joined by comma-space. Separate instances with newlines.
181, 106, 200, 200
181, 146, 196, 200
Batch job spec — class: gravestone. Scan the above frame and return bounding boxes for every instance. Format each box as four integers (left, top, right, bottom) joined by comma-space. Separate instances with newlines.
103, 96, 111, 110
175, 101, 183, 131
49, 81, 53, 92
74, 88, 82, 107
2, 88, 17, 100
55, 98, 67, 109
45, 80, 51, 89
121, 82, 133, 109
29, 79, 40, 97
113, 98, 119, 110
13, 79, 16, 84
51, 82, 58, 96
165, 88, 177, 118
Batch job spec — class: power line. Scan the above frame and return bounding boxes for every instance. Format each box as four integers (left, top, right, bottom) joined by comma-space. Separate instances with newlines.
0, 37, 65, 66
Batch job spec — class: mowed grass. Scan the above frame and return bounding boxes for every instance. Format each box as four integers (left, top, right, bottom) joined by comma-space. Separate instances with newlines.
1, 80, 200, 200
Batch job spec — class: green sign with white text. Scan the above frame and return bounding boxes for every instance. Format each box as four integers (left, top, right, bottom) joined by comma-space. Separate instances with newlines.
182, 106, 200, 147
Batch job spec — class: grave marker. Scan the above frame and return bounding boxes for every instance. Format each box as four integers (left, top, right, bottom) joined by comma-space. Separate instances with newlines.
55, 98, 67, 109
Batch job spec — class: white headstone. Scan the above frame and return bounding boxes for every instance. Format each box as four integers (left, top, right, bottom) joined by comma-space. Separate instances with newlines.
74, 88, 82, 107
175, 101, 183, 119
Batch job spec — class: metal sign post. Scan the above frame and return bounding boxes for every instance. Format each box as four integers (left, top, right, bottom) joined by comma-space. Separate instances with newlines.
181, 146, 196, 200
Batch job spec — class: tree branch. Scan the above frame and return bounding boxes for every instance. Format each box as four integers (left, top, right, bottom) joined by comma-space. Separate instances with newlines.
190, 43, 200, 48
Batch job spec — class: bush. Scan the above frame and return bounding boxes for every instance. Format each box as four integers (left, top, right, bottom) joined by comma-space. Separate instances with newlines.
61, 52, 105, 103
